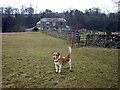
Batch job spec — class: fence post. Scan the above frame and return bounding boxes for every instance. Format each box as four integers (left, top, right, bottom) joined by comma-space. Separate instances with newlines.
72, 32, 75, 48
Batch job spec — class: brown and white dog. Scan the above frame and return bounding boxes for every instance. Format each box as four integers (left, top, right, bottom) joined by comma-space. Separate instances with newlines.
52, 47, 71, 73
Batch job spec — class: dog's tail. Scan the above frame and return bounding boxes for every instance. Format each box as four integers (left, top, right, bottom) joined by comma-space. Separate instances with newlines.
68, 47, 71, 58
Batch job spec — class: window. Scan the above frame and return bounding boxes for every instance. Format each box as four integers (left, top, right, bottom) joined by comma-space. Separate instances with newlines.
46, 22, 49, 25
60, 22, 63, 25
47, 27, 50, 30
52, 22, 56, 26
61, 28, 63, 30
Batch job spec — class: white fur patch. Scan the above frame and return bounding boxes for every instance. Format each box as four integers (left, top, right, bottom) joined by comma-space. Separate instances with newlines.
68, 47, 71, 54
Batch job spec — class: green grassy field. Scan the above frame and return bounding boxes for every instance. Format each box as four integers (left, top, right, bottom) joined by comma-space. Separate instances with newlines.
2, 32, 118, 88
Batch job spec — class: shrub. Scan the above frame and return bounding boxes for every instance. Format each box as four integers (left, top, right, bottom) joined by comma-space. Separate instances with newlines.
106, 26, 111, 36
33, 27, 39, 32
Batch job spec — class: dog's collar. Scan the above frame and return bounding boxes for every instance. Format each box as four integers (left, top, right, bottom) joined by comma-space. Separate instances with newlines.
54, 56, 61, 63
55, 60, 58, 63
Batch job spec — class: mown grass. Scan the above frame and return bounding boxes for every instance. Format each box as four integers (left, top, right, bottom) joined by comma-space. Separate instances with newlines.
2, 32, 118, 88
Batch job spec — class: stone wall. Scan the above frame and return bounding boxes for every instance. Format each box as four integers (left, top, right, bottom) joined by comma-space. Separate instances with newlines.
40, 30, 80, 43
39, 30, 120, 49
86, 34, 120, 49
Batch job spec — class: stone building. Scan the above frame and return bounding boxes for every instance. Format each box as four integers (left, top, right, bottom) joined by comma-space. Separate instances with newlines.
37, 18, 70, 30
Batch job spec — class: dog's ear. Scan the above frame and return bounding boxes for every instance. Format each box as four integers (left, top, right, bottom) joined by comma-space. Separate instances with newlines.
52, 52, 54, 54
58, 53, 60, 56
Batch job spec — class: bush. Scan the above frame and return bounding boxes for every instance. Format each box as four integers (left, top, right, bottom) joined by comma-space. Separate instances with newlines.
33, 27, 39, 32
106, 26, 111, 36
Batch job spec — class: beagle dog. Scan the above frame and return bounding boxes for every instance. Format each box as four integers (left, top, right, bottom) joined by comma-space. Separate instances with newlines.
52, 47, 71, 73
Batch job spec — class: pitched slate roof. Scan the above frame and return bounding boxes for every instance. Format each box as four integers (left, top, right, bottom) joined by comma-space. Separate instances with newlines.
40, 18, 66, 22
36, 21, 40, 24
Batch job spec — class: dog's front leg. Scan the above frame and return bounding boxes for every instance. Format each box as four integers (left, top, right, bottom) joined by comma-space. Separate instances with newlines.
55, 64, 58, 72
59, 64, 62, 73
68, 59, 71, 70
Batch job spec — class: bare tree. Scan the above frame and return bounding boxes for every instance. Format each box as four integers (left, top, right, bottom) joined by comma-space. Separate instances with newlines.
21, 5, 26, 14
111, 0, 119, 12
34, 5, 38, 14
25, 4, 34, 15
0, 7, 4, 14
13, 8, 19, 14
4, 7, 13, 14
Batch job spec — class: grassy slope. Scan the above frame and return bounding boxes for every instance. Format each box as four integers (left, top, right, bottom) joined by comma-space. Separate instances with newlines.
2, 32, 118, 88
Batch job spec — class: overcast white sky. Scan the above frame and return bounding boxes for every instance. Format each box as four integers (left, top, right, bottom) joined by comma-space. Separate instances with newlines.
0, 0, 118, 13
